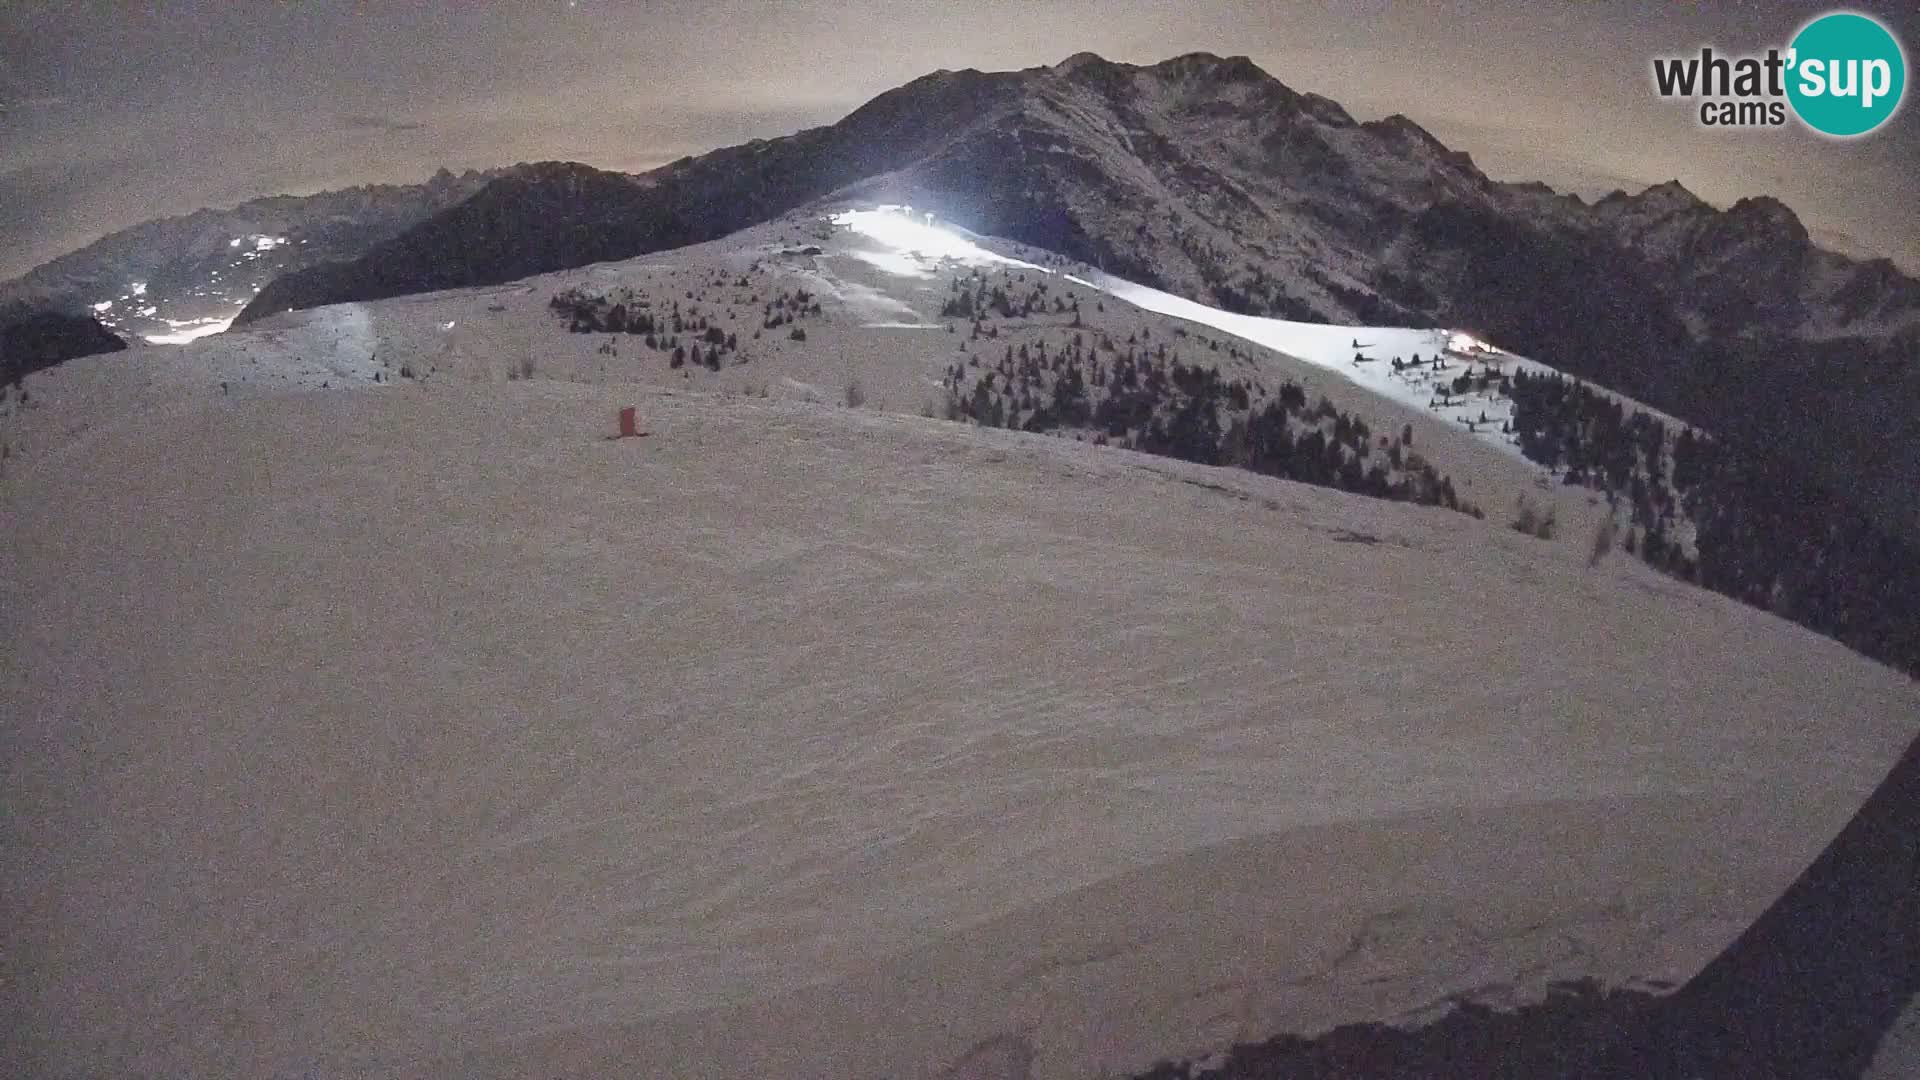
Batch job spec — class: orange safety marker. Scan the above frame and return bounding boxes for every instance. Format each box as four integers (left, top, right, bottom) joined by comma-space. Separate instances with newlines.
614, 406, 649, 439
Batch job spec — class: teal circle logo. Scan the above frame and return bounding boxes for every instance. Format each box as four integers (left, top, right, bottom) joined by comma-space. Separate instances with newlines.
1786, 11, 1906, 136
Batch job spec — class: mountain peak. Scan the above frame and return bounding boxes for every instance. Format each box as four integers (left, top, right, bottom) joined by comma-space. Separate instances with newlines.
1726, 194, 1799, 224
1152, 51, 1271, 85
1366, 113, 1449, 153
1639, 179, 1707, 209
1592, 179, 1708, 220
1053, 51, 1113, 74
1724, 195, 1809, 247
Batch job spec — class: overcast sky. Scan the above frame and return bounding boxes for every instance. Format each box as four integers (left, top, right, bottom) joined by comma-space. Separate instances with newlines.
3, 0, 1916, 280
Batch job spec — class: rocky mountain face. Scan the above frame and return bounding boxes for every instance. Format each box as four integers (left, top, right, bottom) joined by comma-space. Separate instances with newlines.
1, 304, 127, 385
0, 168, 506, 342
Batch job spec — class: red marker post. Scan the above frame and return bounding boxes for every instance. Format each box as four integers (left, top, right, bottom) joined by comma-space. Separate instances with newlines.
613, 406, 649, 439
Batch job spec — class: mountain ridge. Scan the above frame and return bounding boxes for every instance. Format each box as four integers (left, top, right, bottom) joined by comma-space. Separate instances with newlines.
233, 52, 1920, 344
15, 51, 1920, 528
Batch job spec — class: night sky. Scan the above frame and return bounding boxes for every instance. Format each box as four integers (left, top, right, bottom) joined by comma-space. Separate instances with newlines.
3, 0, 1916, 281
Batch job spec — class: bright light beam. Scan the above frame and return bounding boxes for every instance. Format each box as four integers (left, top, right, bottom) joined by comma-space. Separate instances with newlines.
144, 316, 234, 345
830, 207, 1045, 277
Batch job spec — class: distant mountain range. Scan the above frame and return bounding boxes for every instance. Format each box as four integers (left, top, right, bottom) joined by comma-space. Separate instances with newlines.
0, 168, 506, 344
8, 52, 1917, 526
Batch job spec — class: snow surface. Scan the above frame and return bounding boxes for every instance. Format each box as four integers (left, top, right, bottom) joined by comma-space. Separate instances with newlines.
5, 205, 1912, 1079
144, 314, 238, 344
5, 380, 1915, 1079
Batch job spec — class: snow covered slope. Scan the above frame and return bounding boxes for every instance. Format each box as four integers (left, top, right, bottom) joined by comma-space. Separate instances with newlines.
5, 204, 1914, 1079
1, 203, 1686, 551
5, 372, 1916, 1079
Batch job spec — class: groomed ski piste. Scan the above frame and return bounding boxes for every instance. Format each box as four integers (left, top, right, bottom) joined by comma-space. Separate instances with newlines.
6, 204, 1916, 1080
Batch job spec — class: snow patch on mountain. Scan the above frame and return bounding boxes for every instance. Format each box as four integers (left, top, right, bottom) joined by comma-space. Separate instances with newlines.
833, 205, 1604, 465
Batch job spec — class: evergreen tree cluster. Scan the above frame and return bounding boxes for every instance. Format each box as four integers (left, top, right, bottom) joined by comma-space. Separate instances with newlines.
941, 329, 1481, 518
1508, 368, 1920, 678
548, 285, 743, 372
941, 271, 1083, 323
1677, 433, 1920, 677
760, 288, 822, 329
1206, 261, 1291, 317
1509, 369, 1685, 564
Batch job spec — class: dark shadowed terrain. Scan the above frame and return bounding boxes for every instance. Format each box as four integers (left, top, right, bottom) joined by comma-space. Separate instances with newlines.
1135, 725, 1920, 1079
